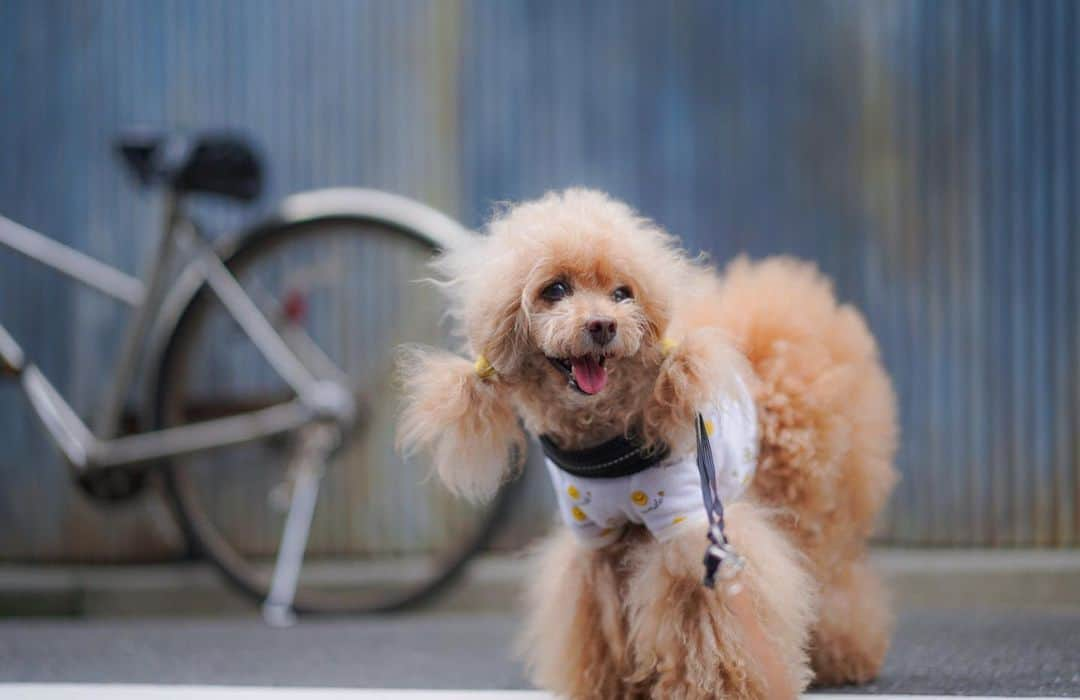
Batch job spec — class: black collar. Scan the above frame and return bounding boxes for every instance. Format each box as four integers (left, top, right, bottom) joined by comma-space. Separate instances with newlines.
539, 432, 670, 479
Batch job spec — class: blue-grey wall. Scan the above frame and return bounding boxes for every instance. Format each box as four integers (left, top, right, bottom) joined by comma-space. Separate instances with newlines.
1, 0, 1077, 560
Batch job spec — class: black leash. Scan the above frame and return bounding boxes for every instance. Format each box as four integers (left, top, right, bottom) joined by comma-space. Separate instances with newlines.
695, 413, 743, 589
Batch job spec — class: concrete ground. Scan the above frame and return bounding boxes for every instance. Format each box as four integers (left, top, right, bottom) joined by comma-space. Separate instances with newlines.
1, 609, 1079, 696
1, 550, 1078, 696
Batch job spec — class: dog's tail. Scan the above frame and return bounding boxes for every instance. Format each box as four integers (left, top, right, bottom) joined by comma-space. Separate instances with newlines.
712, 256, 899, 561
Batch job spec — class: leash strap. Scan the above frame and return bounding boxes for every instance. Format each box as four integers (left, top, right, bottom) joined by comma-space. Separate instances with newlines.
695, 413, 744, 589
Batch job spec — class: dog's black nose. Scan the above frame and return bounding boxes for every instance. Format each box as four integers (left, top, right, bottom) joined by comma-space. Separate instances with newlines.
586, 317, 617, 346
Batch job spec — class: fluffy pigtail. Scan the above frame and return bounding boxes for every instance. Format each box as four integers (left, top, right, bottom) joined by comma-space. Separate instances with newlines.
396, 345, 525, 503
643, 328, 752, 454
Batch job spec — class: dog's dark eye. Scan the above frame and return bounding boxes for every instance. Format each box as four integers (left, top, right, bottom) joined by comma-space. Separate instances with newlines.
612, 286, 634, 302
541, 281, 570, 302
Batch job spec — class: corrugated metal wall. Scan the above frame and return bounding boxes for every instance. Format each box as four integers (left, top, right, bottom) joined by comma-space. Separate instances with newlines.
0, 0, 1076, 560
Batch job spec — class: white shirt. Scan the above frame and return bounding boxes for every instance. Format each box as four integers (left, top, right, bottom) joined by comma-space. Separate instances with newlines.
545, 375, 758, 547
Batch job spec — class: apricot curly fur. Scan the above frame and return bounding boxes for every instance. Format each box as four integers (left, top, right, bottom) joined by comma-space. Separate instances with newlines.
714, 256, 899, 681
397, 189, 898, 695
396, 345, 525, 503
519, 528, 646, 699
644, 327, 752, 454
622, 504, 816, 699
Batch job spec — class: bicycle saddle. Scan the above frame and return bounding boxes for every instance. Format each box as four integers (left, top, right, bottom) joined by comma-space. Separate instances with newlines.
115, 128, 263, 202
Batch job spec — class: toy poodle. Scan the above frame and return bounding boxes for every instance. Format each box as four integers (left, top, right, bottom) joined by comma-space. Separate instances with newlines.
398, 189, 898, 698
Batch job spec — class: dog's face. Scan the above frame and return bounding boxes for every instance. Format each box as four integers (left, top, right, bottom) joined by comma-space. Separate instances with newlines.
522, 253, 655, 396
439, 190, 681, 406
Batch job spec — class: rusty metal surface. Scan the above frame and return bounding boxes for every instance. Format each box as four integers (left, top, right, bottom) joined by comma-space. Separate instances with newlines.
0, 0, 1076, 561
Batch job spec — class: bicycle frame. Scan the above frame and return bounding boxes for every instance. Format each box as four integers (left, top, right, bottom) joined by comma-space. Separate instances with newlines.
2, 184, 474, 625
0, 196, 352, 472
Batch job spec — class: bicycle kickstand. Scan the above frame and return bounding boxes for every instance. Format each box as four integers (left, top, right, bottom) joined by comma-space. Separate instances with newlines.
261, 423, 339, 628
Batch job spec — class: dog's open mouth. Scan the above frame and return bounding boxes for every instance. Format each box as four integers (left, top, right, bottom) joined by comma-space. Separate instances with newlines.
548, 355, 608, 395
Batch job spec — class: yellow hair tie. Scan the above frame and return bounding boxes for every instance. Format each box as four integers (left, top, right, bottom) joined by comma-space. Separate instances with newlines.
660, 337, 679, 356
473, 354, 496, 379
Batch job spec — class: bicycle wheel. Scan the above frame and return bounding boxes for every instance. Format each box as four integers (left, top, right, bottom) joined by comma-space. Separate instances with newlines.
153, 204, 513, 614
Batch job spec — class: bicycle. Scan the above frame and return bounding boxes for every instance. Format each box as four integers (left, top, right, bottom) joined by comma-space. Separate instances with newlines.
0, 129, 514, 624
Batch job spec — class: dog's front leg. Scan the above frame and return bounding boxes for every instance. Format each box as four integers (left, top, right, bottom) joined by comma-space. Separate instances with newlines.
624, 503, 815, 700
519, 528, 648, 700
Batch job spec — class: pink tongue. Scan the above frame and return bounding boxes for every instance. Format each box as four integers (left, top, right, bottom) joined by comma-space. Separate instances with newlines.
571, 357, 608, 395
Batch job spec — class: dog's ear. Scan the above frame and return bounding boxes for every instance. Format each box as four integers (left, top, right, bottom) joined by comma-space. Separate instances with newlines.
434, 234, 531, 378
396, 345, 525, 503
471, 288, 529, 376
638, 290, 673, 346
